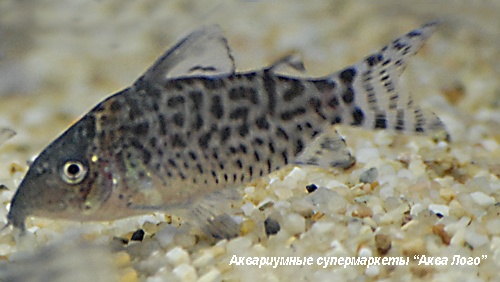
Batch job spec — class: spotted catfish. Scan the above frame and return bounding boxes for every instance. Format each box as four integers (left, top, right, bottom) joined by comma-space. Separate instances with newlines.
6, 21, 448, 233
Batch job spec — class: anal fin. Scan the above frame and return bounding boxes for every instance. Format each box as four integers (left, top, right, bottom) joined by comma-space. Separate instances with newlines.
294, 129, 355, 169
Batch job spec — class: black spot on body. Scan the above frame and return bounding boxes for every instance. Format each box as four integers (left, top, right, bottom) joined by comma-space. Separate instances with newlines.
254, 137, 264, 145
189, 151, 197, 160
268, 142, 275, 154
280, 107, 306, 121
229, 107, 249, 120
172, 113, 184, 127
196, 163, 204, 173
189, 114, 202, 131
167, 96, 185, 108
129, 138, 152, 165
283, 79, 305, 102
239, 144, 248, 154
189, 91, 203, 110
172, 134, 186, 148
294, 138, 304, 155
238, 124, 249, 137
220, 126, 231, 142
396, 110, 405, 131
203, 78, 224, 90
255, 116, 270, 129
109, 100, 122, 112
328, 96, 340, 108
342, 87, 355, 104
127, 101, 142, 120
393, 39, 406, 50
210, 96, 224, 119
82, 115, 96, 139
308, 97, 326, 120
366, 54, 382, 67
149, 137, 157, 148
198, 132, 212, 149
229, 87, 259, 104
158, 114, 168, 135
263, 71, 276, 115
236, 159, 243, 169
339, 68, 357, 85
254, 151, 260, 161
375, 113, 387, 129
407, 30, 422, 37
168, 159, 177, 168
351, 107, 365, 126
331, 115, 342, 125
276, 127, 289, 140
314, 80, 336, 92
282, 150, 289, 164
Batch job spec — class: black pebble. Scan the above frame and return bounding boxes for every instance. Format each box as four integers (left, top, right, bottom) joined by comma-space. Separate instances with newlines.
264, 217, 280, 236
131, 229, 145, 241
305, 184, 318, 193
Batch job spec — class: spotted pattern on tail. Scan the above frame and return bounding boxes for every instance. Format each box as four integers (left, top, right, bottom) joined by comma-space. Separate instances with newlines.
321, 21, 448, 140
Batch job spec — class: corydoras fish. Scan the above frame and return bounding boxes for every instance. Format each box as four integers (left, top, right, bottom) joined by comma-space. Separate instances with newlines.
6, 22, 448, 234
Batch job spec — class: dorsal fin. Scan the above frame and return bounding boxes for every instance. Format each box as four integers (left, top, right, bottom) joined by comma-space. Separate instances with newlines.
325, 21, 449, 140
266, 53, 306, 75
140, 25, 235, 83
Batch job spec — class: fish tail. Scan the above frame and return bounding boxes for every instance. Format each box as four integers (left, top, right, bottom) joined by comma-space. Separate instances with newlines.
325, 20, 449, 141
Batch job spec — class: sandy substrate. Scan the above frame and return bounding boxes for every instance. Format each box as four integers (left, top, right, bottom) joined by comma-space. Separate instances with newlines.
0, 1, 499, 281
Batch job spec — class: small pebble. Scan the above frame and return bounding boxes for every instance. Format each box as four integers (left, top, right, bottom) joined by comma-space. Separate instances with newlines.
428, 204, 449, 217
375, 234, 391, 255
172, 264, 197, 282
464, 228, 489, 249
305, 183, 318, 193
264, 217, 281, 236
359, 167, 378, 183
197, 269, 221, 282
432, 224, 451, 245
155, 224, 178, 248
486, 219, 500, 234
240, 219, 255, 235
470, 191, 495, 206
166, 247, 190, 266
282, 213, 305, 235
131, 229, 145, 241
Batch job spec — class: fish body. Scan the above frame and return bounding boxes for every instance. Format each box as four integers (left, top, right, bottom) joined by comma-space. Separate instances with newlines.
7, 22, 448, 231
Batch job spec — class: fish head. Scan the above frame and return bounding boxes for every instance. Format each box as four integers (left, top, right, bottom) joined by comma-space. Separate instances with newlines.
7, 114, 112, 231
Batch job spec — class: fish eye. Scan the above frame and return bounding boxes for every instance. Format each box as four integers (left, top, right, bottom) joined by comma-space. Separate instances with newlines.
61, 161, 88, 184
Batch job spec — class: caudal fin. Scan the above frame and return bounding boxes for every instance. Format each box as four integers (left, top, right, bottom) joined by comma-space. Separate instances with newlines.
328, 21, 449, 141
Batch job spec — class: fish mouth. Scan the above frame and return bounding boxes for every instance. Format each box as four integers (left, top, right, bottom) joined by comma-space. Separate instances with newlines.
5, 201, 28, 233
